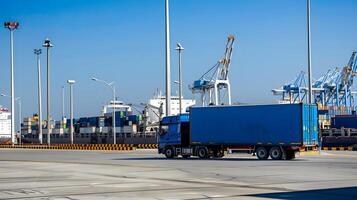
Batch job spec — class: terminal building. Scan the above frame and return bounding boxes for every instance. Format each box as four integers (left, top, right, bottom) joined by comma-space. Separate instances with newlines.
0, 106, 11, 139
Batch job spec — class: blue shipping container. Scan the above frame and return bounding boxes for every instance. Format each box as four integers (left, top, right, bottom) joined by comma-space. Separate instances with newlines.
331, 115, 357, 129
190, 103, 318, 146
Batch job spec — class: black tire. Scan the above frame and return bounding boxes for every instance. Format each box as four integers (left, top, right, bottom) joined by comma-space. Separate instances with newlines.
269, 146, 283, 160
182, 155, 190, 159
164, 147, 174, 159
197, 147, 209, 159
256, 147, 269, 160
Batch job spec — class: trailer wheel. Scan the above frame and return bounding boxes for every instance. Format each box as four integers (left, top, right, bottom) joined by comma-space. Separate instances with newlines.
256, 147, 269, 160
164, 147, 175, 159
269, 146, 283, 160
197, 147, 209, 159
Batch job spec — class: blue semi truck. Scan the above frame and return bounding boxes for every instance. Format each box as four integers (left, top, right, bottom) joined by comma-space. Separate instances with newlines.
158, 103, 318, 160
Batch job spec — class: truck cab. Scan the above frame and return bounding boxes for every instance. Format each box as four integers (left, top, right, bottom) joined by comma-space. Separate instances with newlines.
158, 114, 190, 157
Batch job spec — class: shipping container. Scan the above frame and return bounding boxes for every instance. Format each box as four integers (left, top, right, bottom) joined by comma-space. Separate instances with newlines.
87, 117, 98, 127
188, 104, 318, 145
331, 115, 357, 129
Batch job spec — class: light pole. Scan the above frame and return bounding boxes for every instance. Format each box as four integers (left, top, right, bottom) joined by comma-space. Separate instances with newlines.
62, 86, 65, 120
307, 0, 313, 104
175, 43, 184, 114
4, 22, 19, 145
165, 0, 171, 116
17, 98, 21, 144
34, 49, 43, 144
67, 80, 75, 144
1, 94, 21, 144
43, 38, 53, 145
92, 77, 116, 144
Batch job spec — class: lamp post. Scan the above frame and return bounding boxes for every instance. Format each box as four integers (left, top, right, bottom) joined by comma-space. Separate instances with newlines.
34, 49, 43, 144
42, 38, 53, 145
67, 80, 75, 144
91, 77, 116, 144
62, 86, 65, 120
1, 94, 21, 144
175, 43, 184, 114
4, 21, 19, 145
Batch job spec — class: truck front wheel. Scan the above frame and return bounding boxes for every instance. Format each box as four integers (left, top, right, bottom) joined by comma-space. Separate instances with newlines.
269, 146, 283, 160
256, 147, 269, 160
164, 147, 175, 158
197, 147, 209, 159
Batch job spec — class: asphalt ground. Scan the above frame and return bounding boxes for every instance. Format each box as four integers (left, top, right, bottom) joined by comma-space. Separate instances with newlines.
0, 149, 356, 199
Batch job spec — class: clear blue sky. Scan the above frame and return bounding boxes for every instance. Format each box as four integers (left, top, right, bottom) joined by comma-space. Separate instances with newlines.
0, 0, 356, 120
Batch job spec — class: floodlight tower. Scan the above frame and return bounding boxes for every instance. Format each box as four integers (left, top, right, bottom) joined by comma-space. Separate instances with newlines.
34, 49, 43, 144
165, 0, 171, 116
43, 38, 53, 145
4, 21, 19, 145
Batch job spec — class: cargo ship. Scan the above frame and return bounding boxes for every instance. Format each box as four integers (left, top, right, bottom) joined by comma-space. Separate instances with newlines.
22, 94, 196, 145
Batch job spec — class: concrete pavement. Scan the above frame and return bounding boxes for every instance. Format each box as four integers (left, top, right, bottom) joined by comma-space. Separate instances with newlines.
0, 149, 356, 199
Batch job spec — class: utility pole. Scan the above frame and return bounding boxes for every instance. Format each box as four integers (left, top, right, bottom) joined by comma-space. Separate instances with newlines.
4, 22, 19, 146
307, 0, 313, 104
43, 38, 53, 145
67, 80, 75, 144
175, 43, 184, 114
34, 49, 43, 144
165, 0, 171, 116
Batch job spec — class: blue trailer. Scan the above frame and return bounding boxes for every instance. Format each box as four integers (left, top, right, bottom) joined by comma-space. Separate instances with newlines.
158, 103, 318, 160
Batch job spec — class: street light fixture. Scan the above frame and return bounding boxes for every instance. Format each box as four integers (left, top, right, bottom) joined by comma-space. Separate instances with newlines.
4, 21, 19, 145
91, 77, 116, 144
67, 80, 75, 144
175, 43, 184, 114
1, 94, 21, 144
34, 49, 43, 144
42, 38, 53, 145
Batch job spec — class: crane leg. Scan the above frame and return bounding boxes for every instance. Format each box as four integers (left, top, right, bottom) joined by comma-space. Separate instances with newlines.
227, 82, 231, 105
215, 84, 219, 105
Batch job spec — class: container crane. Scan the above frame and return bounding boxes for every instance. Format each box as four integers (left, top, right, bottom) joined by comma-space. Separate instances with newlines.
272, 71, 307, 103
273, 51, 357, 109
190, 35, 235, 106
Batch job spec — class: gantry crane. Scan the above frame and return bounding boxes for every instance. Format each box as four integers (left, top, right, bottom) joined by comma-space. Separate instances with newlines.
325, 51, 357, 107
272, 71, 308, 103
272, 51, 357, 108
190, 35, 235, 106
